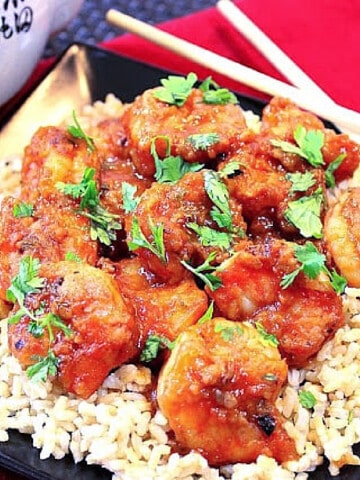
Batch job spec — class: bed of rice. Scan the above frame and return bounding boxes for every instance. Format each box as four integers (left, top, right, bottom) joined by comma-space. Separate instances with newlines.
0, 95, 360, 480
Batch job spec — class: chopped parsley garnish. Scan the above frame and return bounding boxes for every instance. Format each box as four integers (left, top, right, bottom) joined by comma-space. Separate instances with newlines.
6, 256, 73, 382
325, 153, 346, 188
199, 77, 238, 105
280, 242, 347, 294
151, 136, 203, 184
121, 182, 140, 214
26, 350, 59, 382
298, 390, 317, 409
284, 188, 324, 238
153, 73, 197, 106
263, 373, 278, 382
255, 322, 279, 348
181, 252, 222, 291
140, 335, 175, 362
286, 171, 317, 195
197, 301, 214, 324
214, 322, 243, 341
186, 133, 220, 151
6, 256, 45, 321
67, 110, 95, 152
127, 217, 166, 263
64, 251, 83, 263
219, 161, 245, 178
13, 202, 34, 218
186, 222, 232, 250
56, 167, 122, 246
204, 170, 233, 231
271, 125, 324, 168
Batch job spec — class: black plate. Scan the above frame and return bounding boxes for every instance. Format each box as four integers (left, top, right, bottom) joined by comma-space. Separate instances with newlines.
0, 43, 358, 480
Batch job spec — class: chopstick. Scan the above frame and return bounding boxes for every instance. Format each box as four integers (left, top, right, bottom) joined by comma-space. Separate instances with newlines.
105, 9, 360, 134
216, 0, 360, 140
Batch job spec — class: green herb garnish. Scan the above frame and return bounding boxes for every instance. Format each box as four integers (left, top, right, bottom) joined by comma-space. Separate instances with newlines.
128, 217, 166, 263
214, 322, 243, 341
181, 252, 222, 291
13, 202, 34, 218
153, 73, 197, 106
299, 390, 317, 409
199, 77, 238, 105
56, 167, 122, 246
285, 188, 324, 238
67, 110, 95, 152
255, 322, 279, 348
186, 222, 232, 250
186, 133, 220, 151
204, 170, 233, 231
64, 251, 83, 263
325, 153, 346, 188
280, 242, 347, 294
286, 171, 317, 195
271, 125, 324, 168
121, 182, 140, 214
26, 350, 59, 382
140, 335, 175, 362
151, 136, 203, 184
197, 301, 214, 324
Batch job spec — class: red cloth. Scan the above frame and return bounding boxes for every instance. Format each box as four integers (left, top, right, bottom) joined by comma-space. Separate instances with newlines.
0, 0, 359, 478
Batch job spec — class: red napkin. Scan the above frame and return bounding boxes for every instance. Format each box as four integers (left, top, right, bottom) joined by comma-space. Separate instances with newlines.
0, 1, 358, 479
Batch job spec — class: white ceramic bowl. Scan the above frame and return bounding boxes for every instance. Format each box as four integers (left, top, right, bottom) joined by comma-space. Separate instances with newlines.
0, 0, 84, 106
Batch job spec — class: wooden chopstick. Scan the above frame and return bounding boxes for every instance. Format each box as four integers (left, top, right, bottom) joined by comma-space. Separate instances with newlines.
105, 9, 360, 134
216, 0, 360, 140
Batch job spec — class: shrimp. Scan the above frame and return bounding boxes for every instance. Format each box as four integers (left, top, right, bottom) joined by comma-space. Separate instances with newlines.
126, 170, 246, 283
157, 319, 297, 465
8, 260, 139, 398
324, 187, 360, 287
21, 126, 101, 202
112, 257, 209, 344
121, 87, 247, 177
207, 238, 344, 367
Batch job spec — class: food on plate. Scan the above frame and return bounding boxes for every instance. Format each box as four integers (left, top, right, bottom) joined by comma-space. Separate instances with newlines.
1, 73, 360, 479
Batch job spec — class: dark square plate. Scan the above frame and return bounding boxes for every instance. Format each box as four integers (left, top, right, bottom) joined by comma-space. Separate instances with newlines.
0, 43, 358, 480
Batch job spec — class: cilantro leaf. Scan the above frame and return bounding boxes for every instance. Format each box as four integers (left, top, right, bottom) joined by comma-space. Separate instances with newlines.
325, 153, 346, 188
204, 170, 233, 231
56, 167, 121, 246
271, 125, 324, 168
180, 252, 222, 291
299, 390, 317, 409
122, 182, 140, 214
67, 110, 95, 152
128, 217, 166, 263
218, 161, 245, 178
153, 73, 197, 106
64, 251, 82, 263
214, 322, 243, 341
186, 133, 220, 151
255, 322, 279, 348
186, 222, 232, 250
284, 188, 324, 238
26, 350, 59, 382
151, 136, 203, 184
199, 77, 238, 105
36, 312, 73, 343
197, 301, 214, 324
286, 171, 317, 195
140, 335, 175, 362
280, 242, 347, 294
13, 202, 34, 218
6, 256, 44, 308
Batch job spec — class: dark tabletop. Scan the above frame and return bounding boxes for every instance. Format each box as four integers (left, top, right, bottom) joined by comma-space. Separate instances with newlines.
45, 0, 217, 58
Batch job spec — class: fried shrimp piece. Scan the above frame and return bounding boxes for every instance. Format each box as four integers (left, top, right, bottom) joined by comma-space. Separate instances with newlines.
157, 319, 297, 465
125, 171, 246, 283
324, 187, 360, 287
261, 97, 360, 179
121, 87, 247, 177
207, 239, 344, 367
112, 257, 208, 345
0, 196, 97, 302
8, 261, 138, 398
21, 126, 101, 201
218, 135, 326, 238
